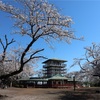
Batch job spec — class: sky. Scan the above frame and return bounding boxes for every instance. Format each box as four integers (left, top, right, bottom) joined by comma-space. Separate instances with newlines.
45, 0, 100, 72
0, 0, 100, 73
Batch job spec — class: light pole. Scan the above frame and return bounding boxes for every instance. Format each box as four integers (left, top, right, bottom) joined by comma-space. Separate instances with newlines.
73, 75, 76, 91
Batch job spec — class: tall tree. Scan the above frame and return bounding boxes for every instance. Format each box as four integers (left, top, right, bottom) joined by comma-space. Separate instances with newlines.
0, 0, 82, 79
72, 43, 100, 82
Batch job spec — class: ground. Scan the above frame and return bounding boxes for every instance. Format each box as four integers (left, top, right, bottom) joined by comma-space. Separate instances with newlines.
0, 87, 100, 100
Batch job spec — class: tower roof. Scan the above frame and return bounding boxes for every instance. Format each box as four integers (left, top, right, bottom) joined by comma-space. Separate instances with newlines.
43, 58, 67, 63
49, 74, 68, 80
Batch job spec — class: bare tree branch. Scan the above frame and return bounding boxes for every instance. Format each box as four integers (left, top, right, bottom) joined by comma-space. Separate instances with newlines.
0, 35, 15, 61
0, 0, 82, 79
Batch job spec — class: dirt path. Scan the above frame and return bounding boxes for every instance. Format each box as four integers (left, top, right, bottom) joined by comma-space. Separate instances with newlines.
0, 87, 100, 100
0, 88, 67, 100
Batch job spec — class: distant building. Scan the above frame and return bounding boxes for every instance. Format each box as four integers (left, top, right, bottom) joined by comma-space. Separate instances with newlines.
43, 59, 67, 77
18, 59, 79, 88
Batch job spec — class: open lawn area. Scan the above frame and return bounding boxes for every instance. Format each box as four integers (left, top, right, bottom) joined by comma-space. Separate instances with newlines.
0, 87, 100, 100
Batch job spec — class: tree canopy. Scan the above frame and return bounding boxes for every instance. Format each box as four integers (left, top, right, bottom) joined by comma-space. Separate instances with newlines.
71, 43, 100, 84
0, 0, 82, 79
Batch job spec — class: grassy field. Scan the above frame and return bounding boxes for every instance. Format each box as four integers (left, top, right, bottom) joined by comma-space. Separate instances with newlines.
0, 87, 100, 100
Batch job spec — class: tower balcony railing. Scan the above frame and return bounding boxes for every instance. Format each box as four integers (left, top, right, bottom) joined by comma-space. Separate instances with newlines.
43, 71, 66, 74
43, 68, 66, 71
43, 64, 66, 68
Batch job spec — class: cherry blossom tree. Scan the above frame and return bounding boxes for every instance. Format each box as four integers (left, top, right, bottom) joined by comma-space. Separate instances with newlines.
72, 43, 100, 84
0, 0, 82, 79
0, 35, 35, 80
7, 49, 36, 79
0, 35, 15, 77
